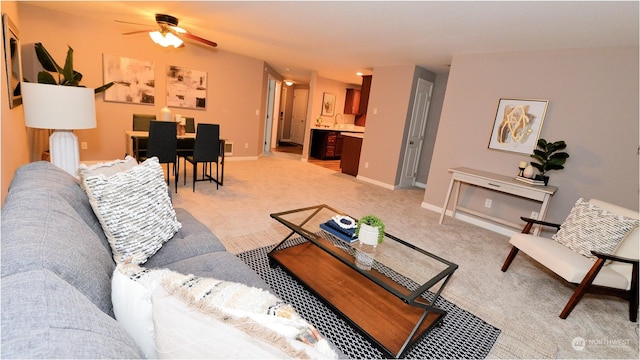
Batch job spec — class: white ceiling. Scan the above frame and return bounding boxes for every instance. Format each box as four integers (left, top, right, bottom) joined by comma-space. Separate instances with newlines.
26, 1, 639, 85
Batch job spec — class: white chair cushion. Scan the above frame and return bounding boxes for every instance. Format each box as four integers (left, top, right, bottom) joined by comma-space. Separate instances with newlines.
510, 233, 630, 290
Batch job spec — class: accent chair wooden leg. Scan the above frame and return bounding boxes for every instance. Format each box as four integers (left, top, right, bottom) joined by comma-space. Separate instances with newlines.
560, 257, 606, 319
629, 261, 638, 322
501, 246, 520, 272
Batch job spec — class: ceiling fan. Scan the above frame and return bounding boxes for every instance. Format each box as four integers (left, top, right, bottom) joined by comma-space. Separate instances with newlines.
118, 14, 217, 49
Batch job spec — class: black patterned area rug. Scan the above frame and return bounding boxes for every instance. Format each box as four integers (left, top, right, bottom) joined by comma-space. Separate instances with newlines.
237, 238, 500, 359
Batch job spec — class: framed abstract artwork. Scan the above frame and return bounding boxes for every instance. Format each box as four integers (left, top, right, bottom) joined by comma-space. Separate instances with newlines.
103, 54, 155, 105
3, 14, 22, 109
321, 92, 336, 116
488, 98, 548, 154
166, 65, 207, 110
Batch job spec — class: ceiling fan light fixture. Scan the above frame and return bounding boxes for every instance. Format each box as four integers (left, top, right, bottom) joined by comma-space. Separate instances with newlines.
149, 30, 183, 48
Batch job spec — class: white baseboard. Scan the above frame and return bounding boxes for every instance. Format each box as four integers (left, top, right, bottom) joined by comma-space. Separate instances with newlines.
414, 181, 426, 189
355, 175, 395, 190
225, 156, 259, 162
421, 201, 517, 237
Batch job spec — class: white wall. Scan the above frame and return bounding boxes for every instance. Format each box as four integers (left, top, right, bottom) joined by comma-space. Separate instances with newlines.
423, 47, 639, 231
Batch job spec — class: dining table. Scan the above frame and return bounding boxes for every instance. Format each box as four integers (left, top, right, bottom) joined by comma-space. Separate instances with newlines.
124, 130, 225, 186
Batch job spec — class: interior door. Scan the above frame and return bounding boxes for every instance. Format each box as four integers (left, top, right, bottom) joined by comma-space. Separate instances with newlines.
290, 89, 309, 145
399, 78, 433, 187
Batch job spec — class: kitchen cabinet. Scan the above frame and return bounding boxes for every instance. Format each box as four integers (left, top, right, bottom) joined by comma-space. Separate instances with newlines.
311, 130, 343, 160
340, 135, 363, 176
355, 75, 372, 126
344, 89, 361, 115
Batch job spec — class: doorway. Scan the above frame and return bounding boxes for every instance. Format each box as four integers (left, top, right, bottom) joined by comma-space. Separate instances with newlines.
399, 78, 433, 187
263, 76, 282, 154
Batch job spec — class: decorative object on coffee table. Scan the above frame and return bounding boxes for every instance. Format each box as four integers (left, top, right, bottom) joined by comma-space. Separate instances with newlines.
355, 215, 385, 245
354, 215, 385, 271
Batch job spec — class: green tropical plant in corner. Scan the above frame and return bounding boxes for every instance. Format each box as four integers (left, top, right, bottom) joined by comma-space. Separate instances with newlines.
530, 138, 569, 175
355, 215, 386, 244
33, 42, 113, 93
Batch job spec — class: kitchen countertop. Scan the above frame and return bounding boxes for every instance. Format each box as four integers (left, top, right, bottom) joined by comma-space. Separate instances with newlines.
341, 132, 364, 139
313, 124, 365, 133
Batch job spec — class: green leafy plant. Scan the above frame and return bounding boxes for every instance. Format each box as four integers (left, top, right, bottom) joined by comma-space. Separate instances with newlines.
530, 138, 569, 175
355, 215, 385, 244
34, 42, 113, 93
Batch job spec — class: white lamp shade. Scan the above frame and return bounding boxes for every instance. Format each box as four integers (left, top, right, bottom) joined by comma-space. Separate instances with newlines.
22, 82, 97, 130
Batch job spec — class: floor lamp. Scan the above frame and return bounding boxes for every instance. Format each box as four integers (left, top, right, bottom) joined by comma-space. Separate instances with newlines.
22, 82, 96, 176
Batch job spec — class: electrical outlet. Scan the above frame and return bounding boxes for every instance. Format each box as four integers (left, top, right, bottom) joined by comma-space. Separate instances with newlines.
484, 199, 492, 208
530, 211, 539, 220
244, 143, 249, 149
81, 142, 88, 150
364, 162, 369, 169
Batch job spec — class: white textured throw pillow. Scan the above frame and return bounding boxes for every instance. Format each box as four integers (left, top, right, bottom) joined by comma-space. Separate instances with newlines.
553, 198, 639, 260
78, 156, 138, 179
112, 264, 170, 358
111, 264, 336, 360
81, 157, 181, 264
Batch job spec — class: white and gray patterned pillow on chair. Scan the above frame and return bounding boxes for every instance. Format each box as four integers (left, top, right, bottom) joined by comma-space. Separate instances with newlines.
552, 198, 639, 260
81, 157, 181, 264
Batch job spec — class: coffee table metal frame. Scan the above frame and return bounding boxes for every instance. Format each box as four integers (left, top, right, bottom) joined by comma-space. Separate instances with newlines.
268, 204, 458, 358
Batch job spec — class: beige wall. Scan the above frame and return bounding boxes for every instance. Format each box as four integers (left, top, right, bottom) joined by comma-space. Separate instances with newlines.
1, 1, 30, 204
357, 65, 438, 188
423, 47, 639, 231
2, 3, 269, 203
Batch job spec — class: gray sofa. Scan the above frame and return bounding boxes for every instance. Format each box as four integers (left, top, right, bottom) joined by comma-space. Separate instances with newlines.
0, 161, 276, 358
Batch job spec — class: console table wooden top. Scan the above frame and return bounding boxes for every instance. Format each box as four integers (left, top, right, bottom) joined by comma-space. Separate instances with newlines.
439, 167, 558, 234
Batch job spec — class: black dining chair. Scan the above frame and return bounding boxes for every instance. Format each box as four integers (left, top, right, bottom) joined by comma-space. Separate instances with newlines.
177, 117, 196, 163
132, 113, 156, 161
146, 120, 179, 192
184, 123, 221, 192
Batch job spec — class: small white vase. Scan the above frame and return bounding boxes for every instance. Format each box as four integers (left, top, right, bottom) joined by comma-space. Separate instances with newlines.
358, 223, 379, 246
523, 164, 535, 178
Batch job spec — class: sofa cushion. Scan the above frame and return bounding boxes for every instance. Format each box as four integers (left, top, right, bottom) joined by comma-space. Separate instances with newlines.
81, 157, 181, 265
144, 208, 227, 268
552, 198, 639, 260
5, 161, 109, 249
1, 188, 116, 315
162, 251, 273, 291
1, 270, 142, 359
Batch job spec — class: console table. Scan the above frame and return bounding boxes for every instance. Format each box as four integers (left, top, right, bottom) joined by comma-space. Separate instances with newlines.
439, 167, 557, 235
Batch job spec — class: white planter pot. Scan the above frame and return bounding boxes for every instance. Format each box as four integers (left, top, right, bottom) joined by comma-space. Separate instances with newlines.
358, 223, 379, 246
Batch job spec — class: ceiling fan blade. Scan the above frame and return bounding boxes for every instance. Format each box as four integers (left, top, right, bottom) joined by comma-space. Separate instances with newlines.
115, 19, 151, 27
183, 32, 217, 48
122, 30, 154, 36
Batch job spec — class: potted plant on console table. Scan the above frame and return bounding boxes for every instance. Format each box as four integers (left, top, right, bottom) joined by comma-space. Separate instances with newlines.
529, 138, 569, 185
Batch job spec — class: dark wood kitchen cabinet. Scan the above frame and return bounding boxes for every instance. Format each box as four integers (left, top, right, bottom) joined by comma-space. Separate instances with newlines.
311, 130, 343, 160
344, 89, 361, 115
355, 75, 372, 126
340, 135, 363, 176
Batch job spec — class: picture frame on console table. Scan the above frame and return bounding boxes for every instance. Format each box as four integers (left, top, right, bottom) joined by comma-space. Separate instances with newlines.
488, 98, 548, 155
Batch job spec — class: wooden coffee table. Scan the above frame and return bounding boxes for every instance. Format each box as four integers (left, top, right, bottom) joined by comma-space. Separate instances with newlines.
269, 204, 458, 358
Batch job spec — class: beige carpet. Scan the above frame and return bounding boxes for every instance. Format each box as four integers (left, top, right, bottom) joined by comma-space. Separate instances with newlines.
171, 155, 639, 359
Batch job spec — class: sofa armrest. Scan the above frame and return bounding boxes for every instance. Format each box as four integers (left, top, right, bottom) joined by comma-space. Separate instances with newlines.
591, 250, 639, 265
519, 216, 561, 234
